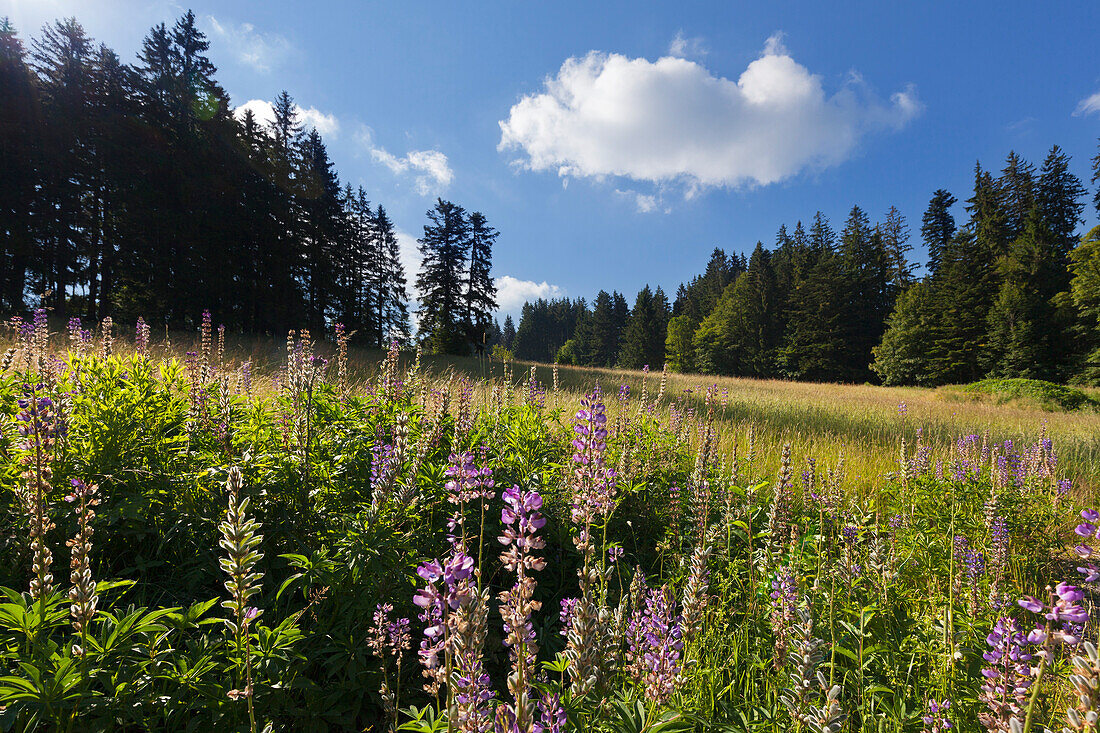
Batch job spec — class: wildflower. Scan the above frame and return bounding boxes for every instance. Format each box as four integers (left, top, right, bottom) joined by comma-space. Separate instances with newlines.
978, 617, 1032, 733
681, 529, 716, 646
65, 479, 99, 635
369, 602, 412, 729
626, 585, 684, 707
922, 699, 952, 733
767, 444, 795, 561
770, 567, 799, 670
497, 485, 546, 731
1062, 641, 1100, 733
1074, 508, 1100, 584
218, 467, 263, 732
16, 382, 60, 600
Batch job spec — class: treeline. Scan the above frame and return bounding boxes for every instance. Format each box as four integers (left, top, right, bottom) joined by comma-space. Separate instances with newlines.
512, 143, 1100, 385
0, 13, 499, 351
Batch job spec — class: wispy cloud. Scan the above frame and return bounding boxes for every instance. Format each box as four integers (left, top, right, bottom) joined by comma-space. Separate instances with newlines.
668, 31, 707, 59
1074, 91, 1100, 117
356, 126, 453, 195
204, 16, 292, 74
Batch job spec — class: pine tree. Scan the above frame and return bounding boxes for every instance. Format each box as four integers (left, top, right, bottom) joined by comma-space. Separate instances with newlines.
1091, 138, 1100, 216
837, 205, 892, 380
375, 205, 410, 345
1069, 225, 1100, 383
501, 315, 516, 350
297, 129, 342, 332
31, 17, 93, 315
0, 17, 39, 312
574, 290, 619, 367
417, 199, 470, 354
997, 151, 1036, 241
879, 206, 914, 291
618, 286, 666, 370
920, 189, 957, 276
693, 243, 779, 376
464, 211, 498, 353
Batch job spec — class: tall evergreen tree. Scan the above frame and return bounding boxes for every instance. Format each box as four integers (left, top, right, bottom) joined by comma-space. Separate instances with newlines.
0, 18, 39, 312
618, 285, 667, 370
464, 211, 498, 352
500, 316, 516, 350
416, 199, 470, 354
375, 205, 410, 345
920, 189, 957, 276
879, 206, 914, 290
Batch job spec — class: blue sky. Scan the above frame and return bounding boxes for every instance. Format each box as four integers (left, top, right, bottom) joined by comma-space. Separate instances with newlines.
4, 0, 1100, 319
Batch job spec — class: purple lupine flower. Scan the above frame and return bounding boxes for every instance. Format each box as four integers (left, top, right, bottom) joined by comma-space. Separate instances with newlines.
498, 484, 547, 730
1018, 583, 1087, 647
898, 402, 907, 417
569, 389, 616, 533
627, 586, 684, 706
1076, 508, 1100, 583
769, 567, 799, 670
922, 699, 952, 733
978, 617, 1032, 731
535, 691, 566, 733
443, 451, 495, 547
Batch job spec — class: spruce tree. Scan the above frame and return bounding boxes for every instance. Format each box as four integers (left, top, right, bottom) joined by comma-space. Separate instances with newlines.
464, 211, 498, 352
618, 286, 664, 370
920, 189, 957, 276
417, 199, 470, 354
501, 315, 516, 350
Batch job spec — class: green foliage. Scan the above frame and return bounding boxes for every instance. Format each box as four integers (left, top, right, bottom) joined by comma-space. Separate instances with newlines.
944, 378, 1099, 411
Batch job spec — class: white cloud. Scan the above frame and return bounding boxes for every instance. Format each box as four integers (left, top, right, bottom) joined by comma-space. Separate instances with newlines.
205, 16, 292, 73
669, 31, 706, 59
615, 188, 661, 213
1075, 91, 1100, 116
498, 33, 921, 190
494, 276, 564, 313
233, 98, 340, 137
356, 126, 454, 195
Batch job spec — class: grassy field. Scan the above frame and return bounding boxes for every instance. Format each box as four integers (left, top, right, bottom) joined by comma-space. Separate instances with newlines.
9, 326, 1097, 492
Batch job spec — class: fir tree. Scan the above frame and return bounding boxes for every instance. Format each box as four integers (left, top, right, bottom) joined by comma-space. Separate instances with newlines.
417, 199, 470, 354
920, 189, 957, 276
464, 211, 498, 353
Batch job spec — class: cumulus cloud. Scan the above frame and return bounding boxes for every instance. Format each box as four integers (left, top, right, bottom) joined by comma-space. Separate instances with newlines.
355, 127, 453, 195
205, 16, 292, 73
1075, 91, 1100, 117
494, 276, 564, 313
234, 98, 340, 137
498, 33, 922, 190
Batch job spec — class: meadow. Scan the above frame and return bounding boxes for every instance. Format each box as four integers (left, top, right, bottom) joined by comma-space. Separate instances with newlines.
1, 311, 1099, 732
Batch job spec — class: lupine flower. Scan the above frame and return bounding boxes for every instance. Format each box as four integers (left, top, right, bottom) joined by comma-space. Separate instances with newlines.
16, 382, 60, 600
569, 389, 616, 535
65, 479, 100, 636
497, 485, 547, 732
979, 616, 1032, 732
1074, 509, 1100, 584
626, 585, 684, 707
987, 516, 1010, 610
1018, 583, 1088, 648
767, 444, 795, 560
443, 452, 494, 547
922, 699, 952, 733
369, 602, 412, 727
1061, 641, 1100, 733
536, 691, 566, 733
770, 567, 799, 670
